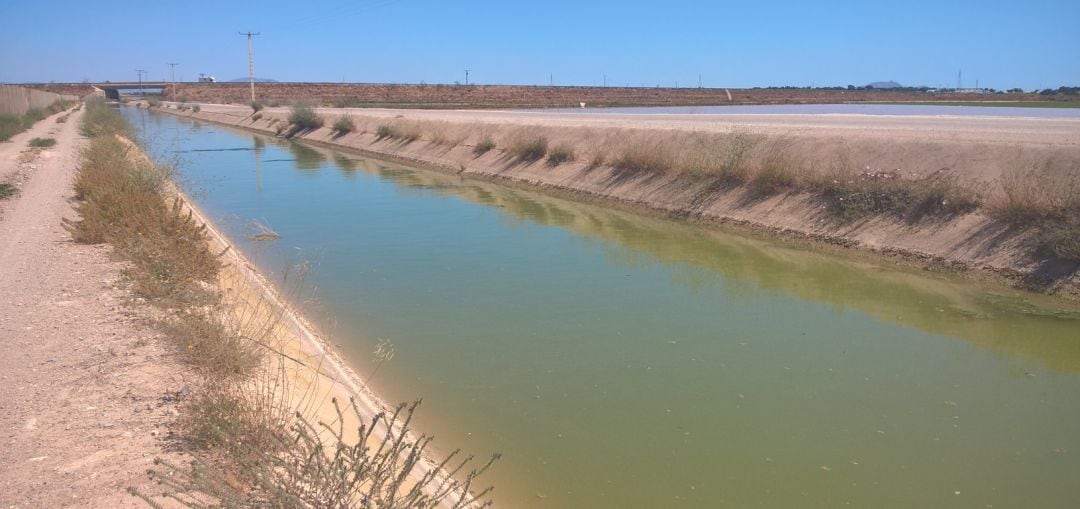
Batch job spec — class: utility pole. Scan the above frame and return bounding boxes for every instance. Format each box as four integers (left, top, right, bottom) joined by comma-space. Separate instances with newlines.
135, 69, 146, 97
603, 74, 607, 87
167, 62, 179, 100
464, 69, 471, 86
239, 31, 261, 102
698, 74, 702, 89
957, 69, 962, 90
549, 73, 553, 87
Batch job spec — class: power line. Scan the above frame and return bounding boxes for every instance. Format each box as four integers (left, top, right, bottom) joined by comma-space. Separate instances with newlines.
239, 32, 261, 102
167, 62, 179, 99
135, 69, 146, 96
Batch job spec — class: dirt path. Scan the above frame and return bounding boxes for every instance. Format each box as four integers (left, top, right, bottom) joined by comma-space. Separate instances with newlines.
0, 110, 186, 507
206, 103, 1080, 147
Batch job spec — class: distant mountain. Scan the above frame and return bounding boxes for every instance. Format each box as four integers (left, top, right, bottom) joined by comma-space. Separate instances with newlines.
867, 81, 902, 89
227, 77, 279, 83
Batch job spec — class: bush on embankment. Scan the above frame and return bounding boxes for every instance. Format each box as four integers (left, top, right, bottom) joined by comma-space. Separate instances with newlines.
0, 99, 73, 142
991, 163, 1080, 261
72, 98, 497, 507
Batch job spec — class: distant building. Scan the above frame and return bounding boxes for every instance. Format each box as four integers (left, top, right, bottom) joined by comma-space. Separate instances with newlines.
867, 81, 902, 89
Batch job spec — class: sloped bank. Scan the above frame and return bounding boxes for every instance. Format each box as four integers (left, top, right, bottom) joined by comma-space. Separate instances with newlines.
152, 103, 1080, 299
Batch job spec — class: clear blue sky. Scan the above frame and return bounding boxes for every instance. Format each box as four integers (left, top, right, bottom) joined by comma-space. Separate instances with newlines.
1, 0, 1076, 90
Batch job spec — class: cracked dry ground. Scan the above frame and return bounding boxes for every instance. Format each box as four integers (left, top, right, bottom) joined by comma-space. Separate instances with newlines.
0, 109, 190, 508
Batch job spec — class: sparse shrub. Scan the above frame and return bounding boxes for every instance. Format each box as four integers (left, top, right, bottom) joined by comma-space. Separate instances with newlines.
376, 124, 395, 139
820, 168, 982, 223
749, 159, 797, 196
157, 397, 498, 509
28, 137, 56, 148
161, 311, 263, 378
67, 99, 219, 304
288, 104, 324, 130
1037, 205, 1080, 261
147, 97, 162, 108
614, 142, 673, 173
375, 123, 420, 142
991, 163, 1080, 261
0, 115, 22, 141
474, 136, 496, 155
251, 112, 263, 121
508, 135, 548, 162
431, 129, 449, 145
588, 152, 607, 168
192, 104, 201, 113
79, 97, 132, 138
0, 183, 15, 200
250, 100, 263, 113
332, 115, 355, 134
22, 108, 45, 125
547, 144, 576, 165
0, 102, 67, 141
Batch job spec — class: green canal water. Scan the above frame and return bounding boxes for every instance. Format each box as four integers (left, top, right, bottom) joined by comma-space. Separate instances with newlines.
127, 108, 1080, 508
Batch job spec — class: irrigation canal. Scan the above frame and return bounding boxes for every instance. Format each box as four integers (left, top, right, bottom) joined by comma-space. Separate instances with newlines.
128, 107, 1080, 508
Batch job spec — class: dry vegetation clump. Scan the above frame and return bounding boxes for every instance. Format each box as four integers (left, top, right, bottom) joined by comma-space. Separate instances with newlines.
991, 161, 1080, 261
151, 396, 499, 509
0, 183, 16, 200
547, 144, 576, 166
749, 157, 798, 196
28, 137, 56, 148
375, 122, 422, 142
1, 99, 72, 141
473, 136, 496, 156
288, 104, 324, 130
812, 167, 982, 223
506, 135, 548, 162
612, 140, 674, 173
331, 115, 355, 135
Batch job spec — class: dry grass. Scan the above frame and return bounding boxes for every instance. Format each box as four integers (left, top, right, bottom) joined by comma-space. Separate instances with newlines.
66, 132, 220, 303
288, 104, 324, 131
1, 99, 72, 141
375, 122, 422, 142
28, 137, 56, 148
506, 135, 548, 162
612, 141, 674, 173
473, 136, 496, 156
547, 144, 576, 166
990, 160, 1080, 260
331, 115, 355, 134
811, 167, 983, 223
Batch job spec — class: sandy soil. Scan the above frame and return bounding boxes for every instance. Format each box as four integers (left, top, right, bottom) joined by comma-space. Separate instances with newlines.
0, 110, 188, 507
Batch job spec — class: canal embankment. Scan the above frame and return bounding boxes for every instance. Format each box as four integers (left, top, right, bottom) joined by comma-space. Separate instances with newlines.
35, 99, 493, 506
151, 101, 1080, 299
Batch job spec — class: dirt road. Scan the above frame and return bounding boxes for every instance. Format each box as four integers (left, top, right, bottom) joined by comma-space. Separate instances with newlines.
201, 103, 1080, 147
0, 110, 184, 507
